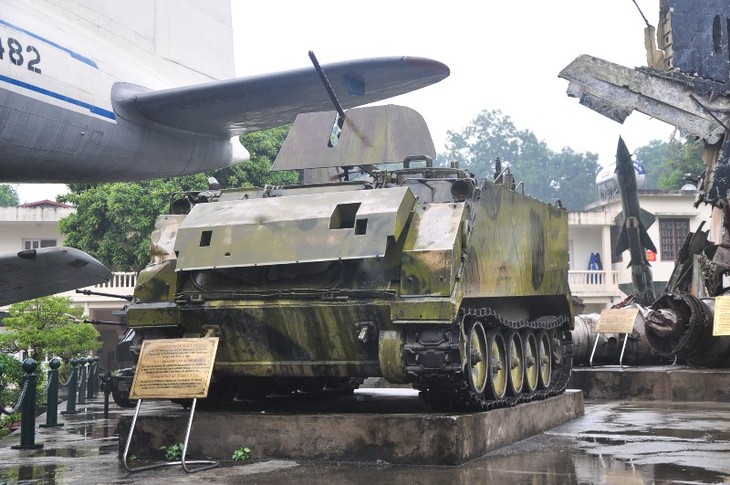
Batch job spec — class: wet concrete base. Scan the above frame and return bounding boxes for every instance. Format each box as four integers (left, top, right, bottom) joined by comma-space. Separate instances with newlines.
118, 389, 584, 466
569, 366, 730, 401
5, 395, 730, 483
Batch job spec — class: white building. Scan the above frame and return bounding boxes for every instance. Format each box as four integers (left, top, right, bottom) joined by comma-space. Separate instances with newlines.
0, 200, 72, 254
569, 188, 711, 313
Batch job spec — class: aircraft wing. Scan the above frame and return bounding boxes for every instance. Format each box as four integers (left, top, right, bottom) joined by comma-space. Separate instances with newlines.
0, 247, 113, 307
116, 56, 449, 136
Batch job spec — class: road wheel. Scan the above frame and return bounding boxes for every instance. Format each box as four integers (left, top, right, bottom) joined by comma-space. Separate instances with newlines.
466, 320, 489, 395
485, 330, 507, 400
537, 330, 553, 389
506, 331, 524, 397
523, 331, 539, 393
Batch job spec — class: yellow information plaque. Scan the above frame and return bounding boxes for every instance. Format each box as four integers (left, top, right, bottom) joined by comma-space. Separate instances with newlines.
713, 295, 730, 336
129, 337, 219, 400
595, 308, 639, 334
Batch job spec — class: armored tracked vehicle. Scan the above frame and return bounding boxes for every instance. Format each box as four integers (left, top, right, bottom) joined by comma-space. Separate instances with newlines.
114, 105, 573, 411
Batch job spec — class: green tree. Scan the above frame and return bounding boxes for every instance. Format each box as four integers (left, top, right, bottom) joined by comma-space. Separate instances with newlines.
59, 175, 210, 271
657, 138, 704, 189
442, 109, 600, 209
633, 139, 671, 189
521, 146, 601, 210
0, 353, 23, 436
0, 184, 18, 207
59, 127, 293, 271
633, 137, 704, 189
443, 110, 529, 177
221, 127, 298, 188
0, 296, 101, 361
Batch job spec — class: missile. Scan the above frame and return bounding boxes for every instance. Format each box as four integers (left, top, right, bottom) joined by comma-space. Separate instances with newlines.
615, 137, 657, 305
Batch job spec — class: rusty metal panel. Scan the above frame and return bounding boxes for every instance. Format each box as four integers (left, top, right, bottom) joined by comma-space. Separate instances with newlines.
174, 187, 416, 270
559, 54, 730, 144
400, 203, 465, 296
271, 105, 435, 171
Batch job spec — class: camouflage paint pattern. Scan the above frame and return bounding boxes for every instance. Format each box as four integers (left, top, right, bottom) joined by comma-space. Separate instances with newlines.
461, 181, 572, 322
123, 105, 572, 385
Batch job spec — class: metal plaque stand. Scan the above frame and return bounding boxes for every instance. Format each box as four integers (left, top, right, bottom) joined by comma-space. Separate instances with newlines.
589, 307, 640, 368
122, 398, 218, 473
589, 332, 630, 368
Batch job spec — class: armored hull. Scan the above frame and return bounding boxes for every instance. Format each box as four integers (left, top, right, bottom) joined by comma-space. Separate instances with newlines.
117, 105, 573, 410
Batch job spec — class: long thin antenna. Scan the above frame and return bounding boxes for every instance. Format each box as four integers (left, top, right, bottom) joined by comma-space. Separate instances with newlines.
631, 0, 651, 28
308, 51, 346, 120
309, 51, 347, 148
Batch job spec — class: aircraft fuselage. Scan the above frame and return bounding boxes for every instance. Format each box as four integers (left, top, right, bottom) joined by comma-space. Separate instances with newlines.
0, 3, 235, 182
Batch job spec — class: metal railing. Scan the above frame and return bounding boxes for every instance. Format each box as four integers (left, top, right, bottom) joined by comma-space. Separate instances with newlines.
56, 272, 136, 302
568, 270, 620, 293
94, 272, 137, 290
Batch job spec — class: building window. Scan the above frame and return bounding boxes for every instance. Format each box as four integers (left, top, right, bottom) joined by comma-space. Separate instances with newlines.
23, 239, 57, 250
659, 218, 689, 261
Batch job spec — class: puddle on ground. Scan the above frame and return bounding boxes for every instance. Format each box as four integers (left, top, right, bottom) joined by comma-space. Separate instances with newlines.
40, 447, 80, 459
1, 464, 60, 484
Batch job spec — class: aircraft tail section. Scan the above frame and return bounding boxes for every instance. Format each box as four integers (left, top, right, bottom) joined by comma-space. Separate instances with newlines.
31, 0, 233, 84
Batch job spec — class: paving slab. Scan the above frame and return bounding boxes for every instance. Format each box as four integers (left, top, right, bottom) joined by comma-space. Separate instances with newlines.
118, 389, 584, 466
569, 365, 730, 401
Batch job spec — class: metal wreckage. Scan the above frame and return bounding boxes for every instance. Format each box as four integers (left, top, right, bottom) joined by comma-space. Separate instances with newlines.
562, 0, 730, 367
110, 100, 576, 411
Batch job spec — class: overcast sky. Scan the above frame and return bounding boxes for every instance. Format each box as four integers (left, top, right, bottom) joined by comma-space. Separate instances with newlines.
16, 0, 674, 203
231, 1, 674, 153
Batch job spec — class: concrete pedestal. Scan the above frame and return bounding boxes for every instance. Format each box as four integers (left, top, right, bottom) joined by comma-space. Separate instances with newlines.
118, 389, 583, 466
569, 366, 730, 401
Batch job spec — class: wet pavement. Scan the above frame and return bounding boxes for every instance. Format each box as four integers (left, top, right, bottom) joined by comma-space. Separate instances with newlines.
2, 391, 730, 484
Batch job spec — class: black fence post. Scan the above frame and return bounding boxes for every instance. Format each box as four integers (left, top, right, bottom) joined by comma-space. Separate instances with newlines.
11, 358, 43, 449
77, 358, 87, 405
86, 357, 94, 400
92, 356, 100, 397
40, 358, 63, 428
100, 371, 112, 419
61, 358, 79, 415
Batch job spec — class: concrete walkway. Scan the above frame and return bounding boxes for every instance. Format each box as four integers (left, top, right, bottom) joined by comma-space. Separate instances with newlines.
2, 391, 730, 484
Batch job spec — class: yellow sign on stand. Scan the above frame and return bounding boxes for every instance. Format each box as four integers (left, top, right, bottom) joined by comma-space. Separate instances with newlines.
713, 295, 730, 336
130, 337, 219, 400
595, 308, 639, 334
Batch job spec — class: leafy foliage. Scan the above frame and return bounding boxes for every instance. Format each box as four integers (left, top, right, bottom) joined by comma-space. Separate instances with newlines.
160, 442, 185, 461
0, 296, 101, 361
634, 137, 704, 189
0, 353, 23, 382
59, 175, 210, 272
0, 184, 18, 207
58, 128, 294, 272
0, 411, 19, 437
0, 353, 23, 426
442, 109, 601, 210
0, 353, 48, 435
225, 128, 298, 188
232, 446, 252, 461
